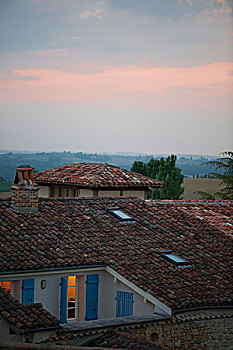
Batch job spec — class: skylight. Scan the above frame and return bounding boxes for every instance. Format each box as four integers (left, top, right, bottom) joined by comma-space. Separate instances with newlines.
106, 207, 134, 222
159, 251, 190, 267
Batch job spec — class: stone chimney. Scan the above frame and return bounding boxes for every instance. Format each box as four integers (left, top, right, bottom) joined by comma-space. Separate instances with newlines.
11, 168, 39, 213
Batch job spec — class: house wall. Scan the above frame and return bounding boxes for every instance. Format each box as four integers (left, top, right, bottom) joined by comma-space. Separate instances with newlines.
98, 272, 155, 319
0, 318, 21, 342
79, 189, 93, 197
38, 186, 147, 199
1, 270, 156, 323
98, 190, 121, 197
32, 330, 57, 343
0, 317, 56, 343
122, 190, 146, 199
53, 187, 60, 198
38, 186, 50, 198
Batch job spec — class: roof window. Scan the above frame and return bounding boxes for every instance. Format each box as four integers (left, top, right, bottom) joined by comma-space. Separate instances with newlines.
106, 207, 134, 222
159, 251, 190, 267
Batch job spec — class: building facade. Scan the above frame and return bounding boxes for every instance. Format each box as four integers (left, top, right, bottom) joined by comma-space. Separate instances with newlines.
34, 162, 162, 199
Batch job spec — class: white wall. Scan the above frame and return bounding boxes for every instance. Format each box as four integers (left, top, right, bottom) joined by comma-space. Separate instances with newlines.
98, 190, 121, 197
123, 190, 146, 199
38, 186, 147, 199
38, 186, 50, 198
79, 188, 93, 197
54, 187, 60, 198
1, 269, 156, 324
99, 271, 155, 319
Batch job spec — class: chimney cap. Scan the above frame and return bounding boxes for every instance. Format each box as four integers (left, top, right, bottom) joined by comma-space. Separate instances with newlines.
14, 168, 35, 185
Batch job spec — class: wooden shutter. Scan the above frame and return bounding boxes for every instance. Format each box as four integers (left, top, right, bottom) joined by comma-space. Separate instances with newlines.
60, 277, 68, 323
116, 291, 133, 317
86, 274, 99, 320
22, 279, 34, 305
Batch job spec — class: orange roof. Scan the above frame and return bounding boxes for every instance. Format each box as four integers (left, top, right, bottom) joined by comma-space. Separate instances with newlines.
35, 162, 162, 189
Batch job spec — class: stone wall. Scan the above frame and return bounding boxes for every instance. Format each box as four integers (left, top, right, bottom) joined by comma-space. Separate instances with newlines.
126, 311, 233, 350
44, 309, 233, 350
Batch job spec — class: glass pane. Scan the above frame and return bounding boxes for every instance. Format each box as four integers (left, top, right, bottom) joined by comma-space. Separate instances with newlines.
68, 297, 75, 308
112, 210, 132, 220
165, 254, 186, 263
68, 276, 76, 286
68, 286, 76, 297
1, 281, 11, 292
68, 308, 75, 319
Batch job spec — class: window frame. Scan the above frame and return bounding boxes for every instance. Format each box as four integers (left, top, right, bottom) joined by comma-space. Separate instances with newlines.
67, 276, 77, 320
0, 280, 11, 293
158, 250, 190, 267
106, 207, 134, 222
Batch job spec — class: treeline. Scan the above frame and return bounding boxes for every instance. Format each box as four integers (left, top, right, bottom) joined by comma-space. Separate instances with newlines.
0, 151, 213, 182
131, 155, 184, 199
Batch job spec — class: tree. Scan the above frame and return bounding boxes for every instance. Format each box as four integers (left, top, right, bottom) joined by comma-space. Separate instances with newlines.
196, 151, 233, 200
131, 155, 184, 200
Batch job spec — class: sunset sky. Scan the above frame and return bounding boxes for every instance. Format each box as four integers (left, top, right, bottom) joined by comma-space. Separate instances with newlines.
0, 0, 232, 155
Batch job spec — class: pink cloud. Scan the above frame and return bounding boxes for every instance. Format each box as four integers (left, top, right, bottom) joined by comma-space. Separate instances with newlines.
80, 8, 103, 19
38, 49, 68, 57
0, 62, 232, 109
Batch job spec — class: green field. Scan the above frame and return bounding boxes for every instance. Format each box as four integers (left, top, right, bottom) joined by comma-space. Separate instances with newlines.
0, 182, 12, 192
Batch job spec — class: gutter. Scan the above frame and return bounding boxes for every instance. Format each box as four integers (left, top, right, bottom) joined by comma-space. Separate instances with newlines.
0, 265, 106, 278
20, 325, 61, 335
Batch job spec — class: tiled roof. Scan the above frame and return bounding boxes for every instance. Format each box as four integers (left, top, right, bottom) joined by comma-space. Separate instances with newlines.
45, 329, 175, 350
0, 287, 60, 332
0, 197, 233, 311
90, 330, 175, 350
34, 162, 161, 189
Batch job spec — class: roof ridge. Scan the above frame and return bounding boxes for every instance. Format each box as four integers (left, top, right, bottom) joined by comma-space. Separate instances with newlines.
35, 162, 162, 188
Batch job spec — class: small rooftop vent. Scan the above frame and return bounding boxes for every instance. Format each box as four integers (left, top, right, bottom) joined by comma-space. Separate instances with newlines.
11, 168, 39, 213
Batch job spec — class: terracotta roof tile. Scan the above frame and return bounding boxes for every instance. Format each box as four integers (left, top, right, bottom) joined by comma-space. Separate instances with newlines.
0, 287, 60, 332
0, 198, 232, 311
35, 162, 161, 189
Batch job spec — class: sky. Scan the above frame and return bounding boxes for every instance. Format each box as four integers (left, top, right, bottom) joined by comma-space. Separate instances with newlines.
0, 0, 232, 155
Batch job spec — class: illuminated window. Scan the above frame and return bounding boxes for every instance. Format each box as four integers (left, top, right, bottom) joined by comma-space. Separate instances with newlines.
68, 276, 76, 320
106, 207, 134, 222
0, 281, 11, 292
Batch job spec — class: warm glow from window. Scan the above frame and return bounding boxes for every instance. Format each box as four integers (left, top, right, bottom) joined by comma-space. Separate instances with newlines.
0, 281, 11, 292
68, 286, 76, 297
68, 276, 76, 286
68, 276, 76, 320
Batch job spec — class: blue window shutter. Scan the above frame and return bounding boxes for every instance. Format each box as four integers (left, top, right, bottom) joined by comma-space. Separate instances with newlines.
22, 279, 34, 305
60, 277, 68, 323
116, 291, 122, 317
125, 292, 133, 316
116, 291, 133, 317
86, 274, 99, 320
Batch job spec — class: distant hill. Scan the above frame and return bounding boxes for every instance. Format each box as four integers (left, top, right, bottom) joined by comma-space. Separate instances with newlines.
0, 151, 215, 182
